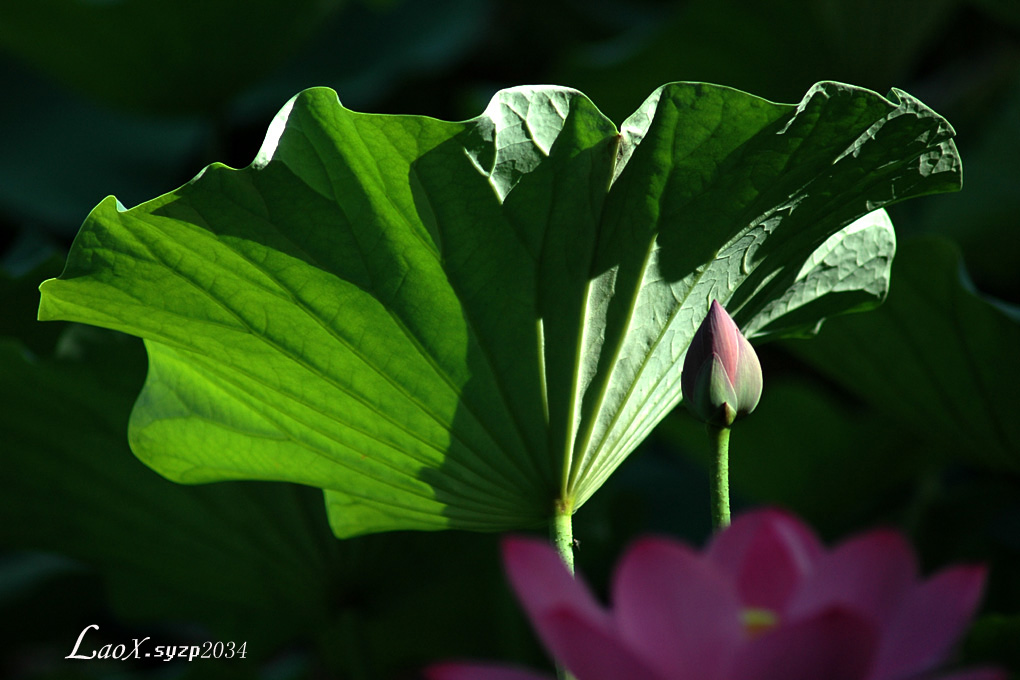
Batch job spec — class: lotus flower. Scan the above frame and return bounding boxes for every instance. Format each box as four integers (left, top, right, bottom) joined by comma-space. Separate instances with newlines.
427, 509, 1001, 680
681, 300, 762, 427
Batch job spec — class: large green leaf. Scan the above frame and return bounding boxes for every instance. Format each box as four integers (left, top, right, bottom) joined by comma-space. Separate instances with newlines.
39, 82, 960, 537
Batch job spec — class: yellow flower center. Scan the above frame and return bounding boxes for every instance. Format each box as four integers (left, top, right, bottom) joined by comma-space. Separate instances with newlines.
741, 608, 778, 638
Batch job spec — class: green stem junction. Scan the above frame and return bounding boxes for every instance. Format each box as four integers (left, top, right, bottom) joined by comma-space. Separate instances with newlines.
551, 498, 575, 574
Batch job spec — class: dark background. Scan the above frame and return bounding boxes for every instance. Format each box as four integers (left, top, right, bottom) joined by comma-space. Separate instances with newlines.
2, 1, 1019, 678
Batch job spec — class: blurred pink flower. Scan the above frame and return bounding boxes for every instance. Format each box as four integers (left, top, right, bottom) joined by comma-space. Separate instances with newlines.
426, 509, 1002, 680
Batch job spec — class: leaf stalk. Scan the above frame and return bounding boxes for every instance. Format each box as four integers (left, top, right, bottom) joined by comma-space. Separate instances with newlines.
550, 499, 577, 680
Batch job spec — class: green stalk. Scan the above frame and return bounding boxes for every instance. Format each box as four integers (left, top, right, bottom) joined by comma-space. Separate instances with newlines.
550, 500, 576, 680
708, 425, 731, 529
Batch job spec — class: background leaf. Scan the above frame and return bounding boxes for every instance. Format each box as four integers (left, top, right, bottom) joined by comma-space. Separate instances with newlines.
784, 236, 1020, 472
0, 0, 346, 114
0, 324, 339, 651
554, 0, 959, 124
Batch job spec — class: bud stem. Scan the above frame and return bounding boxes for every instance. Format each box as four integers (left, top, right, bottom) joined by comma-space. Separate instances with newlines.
708, 425, 731, 529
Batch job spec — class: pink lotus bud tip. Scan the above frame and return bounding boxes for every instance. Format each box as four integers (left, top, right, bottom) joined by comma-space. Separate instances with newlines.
681, 300, 763, 427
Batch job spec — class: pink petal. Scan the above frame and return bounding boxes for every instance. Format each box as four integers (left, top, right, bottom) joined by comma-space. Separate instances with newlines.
612, 537, 743, 680
707, 508, 823, 612
542, 607, 664, 680
424, 662, 555, 680
871, 565, 988, 680
709, 300, 741, 380
733, 332, 762, 415
501, 537, 612, 665
786, 529, 917, 624
733, 606, 880, 680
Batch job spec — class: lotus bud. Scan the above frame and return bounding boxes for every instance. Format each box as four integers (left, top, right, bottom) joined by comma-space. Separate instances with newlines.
681, 300, 762, 427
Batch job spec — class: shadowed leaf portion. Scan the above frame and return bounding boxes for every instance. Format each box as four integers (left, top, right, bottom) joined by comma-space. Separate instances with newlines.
39, 82, 959, 537
786, 236, 1020, 473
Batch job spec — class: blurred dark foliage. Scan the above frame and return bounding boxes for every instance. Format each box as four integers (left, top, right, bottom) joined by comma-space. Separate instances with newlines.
2, 1, 1019, 678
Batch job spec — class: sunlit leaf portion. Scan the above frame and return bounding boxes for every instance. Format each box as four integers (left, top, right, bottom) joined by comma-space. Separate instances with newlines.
39, 82, 960, 536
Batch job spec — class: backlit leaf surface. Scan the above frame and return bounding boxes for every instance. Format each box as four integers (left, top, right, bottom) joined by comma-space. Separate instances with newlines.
39, 82, 960, 536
